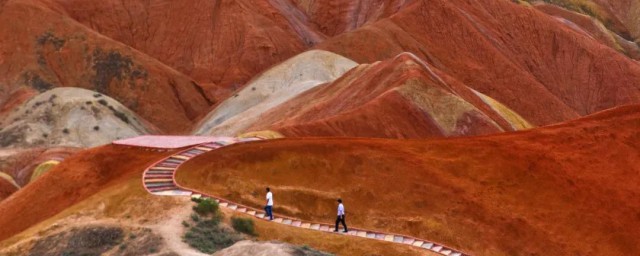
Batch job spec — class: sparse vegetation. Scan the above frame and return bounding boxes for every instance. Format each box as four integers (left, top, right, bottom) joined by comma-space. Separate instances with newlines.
292, 245, 335, 256
183, 220, 242, 254
24, 73, 54, 92
110, 107, 130, 124
91, 48, 140, 93
30, 226, 124, 256
231, 217, 256, 236
190, 213, 200, 222
182, 197, 247, 254
37, 31, 66, 50
193, 198, 219, 216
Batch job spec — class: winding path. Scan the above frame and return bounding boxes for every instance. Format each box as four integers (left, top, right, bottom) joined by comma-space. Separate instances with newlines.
129, 136, 470, 256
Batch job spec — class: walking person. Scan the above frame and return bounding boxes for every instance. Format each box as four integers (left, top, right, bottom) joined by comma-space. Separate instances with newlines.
264, 187, 274, 220
334, 198, 348, 233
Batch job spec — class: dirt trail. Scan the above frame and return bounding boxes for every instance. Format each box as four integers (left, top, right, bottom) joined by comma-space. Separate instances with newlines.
154, 198, 209, 256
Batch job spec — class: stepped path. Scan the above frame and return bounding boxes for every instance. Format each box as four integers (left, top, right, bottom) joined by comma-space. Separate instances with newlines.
114, 136, 471, 256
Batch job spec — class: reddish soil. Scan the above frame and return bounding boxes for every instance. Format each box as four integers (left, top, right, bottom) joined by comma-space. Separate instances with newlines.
0, 144, 178, 242
290, 0, 415, 36
0, 178, 17, 201
0, 0, 211, 133
316, 0, 640, 126
250, 52, 530, 138
591, 0, 640, 41
177, 104, 640, 256
0, 148, 46, 178
533, 2, 640, 59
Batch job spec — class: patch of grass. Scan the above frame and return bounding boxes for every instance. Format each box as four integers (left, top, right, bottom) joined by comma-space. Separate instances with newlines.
231, 217, 256, 236
193, 198, 219, 216
183, 220, 242, 254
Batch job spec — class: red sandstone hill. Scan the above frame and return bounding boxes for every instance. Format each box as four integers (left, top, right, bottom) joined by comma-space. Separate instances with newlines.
0, 0, 211, 133
289, 0, 415, 36
589, 0, 640, 41
3, 0, 640, 137
47, 0, 418, 98
249, 52, 532, 138
48, 0, 318, 100
177, 104, 640, 256
316, 0, 640, 127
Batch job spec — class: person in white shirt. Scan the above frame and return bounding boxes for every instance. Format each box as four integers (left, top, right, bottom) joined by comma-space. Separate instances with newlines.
334, 198, 348, 232
264, 187, 274, 220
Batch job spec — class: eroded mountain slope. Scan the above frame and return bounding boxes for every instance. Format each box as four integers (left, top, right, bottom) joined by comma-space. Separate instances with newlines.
0, 0, 211, 133
177, 104, 640, 256
248, 52, 532, 138
316, 0, 640, 126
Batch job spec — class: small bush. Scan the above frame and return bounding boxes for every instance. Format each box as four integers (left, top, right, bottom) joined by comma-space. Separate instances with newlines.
193, 198, 219, 216
231, 217, 256, 236
182, 221, 190, 227
183, 220, 241, 253
190, 213, 200, 222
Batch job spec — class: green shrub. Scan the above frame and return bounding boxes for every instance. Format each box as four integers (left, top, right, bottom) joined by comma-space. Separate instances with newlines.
191, 213, 200, 222
231, 217, 256, 236
182, 221, 190, 227
193, 198, 219, 216
183, 220, 242, 253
